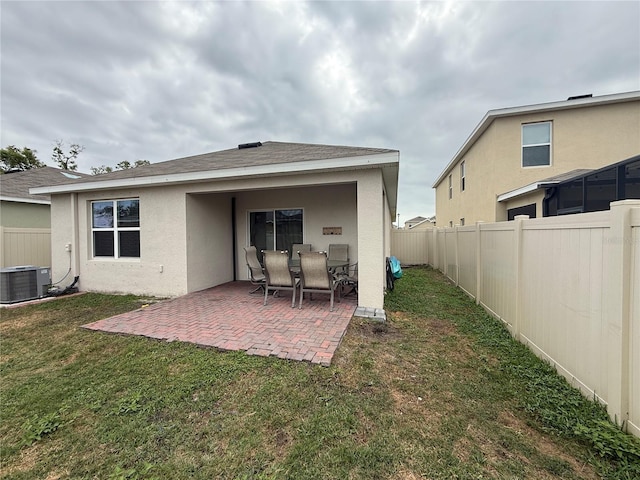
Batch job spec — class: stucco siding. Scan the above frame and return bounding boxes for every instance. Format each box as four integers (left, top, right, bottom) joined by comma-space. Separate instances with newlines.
49, 167, 391, 309
435, 99, 640, 225
51, 188, 190, 297
235, 183, 357, 280
357, 169, 385, 309
186, 192, 234, 292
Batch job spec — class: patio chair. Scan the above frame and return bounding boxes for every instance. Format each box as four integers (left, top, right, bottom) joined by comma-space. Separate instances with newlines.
263, 250, 300, 308
298, 251, 342, 311
244, 246, 266, 294
328, 243, 349, 274
339, 262, 358, 297
291, 243, 311, 261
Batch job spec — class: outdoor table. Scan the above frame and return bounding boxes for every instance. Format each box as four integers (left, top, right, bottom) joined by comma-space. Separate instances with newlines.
288, 259, 349, 274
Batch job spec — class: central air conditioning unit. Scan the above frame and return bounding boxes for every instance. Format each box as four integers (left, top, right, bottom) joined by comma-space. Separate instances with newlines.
0, 266, 51, 304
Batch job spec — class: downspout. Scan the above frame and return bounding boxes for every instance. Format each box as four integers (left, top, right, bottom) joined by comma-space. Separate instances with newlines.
542, 187, 556, 217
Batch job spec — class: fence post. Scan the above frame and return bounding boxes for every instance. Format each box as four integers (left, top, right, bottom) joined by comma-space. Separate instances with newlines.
0, 225, 4, 268
432, 228, 438, 269
606, 200, 637, 428
513, 215, 529, 340
475, 221, 484, 305
454, 225, 460, 286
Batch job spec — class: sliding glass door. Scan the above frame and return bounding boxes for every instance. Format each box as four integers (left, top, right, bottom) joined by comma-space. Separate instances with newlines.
249, 209, 303, 261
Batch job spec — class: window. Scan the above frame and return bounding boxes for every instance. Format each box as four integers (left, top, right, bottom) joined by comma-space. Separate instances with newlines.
92, 199, 140, 258
249, 209, 303, 261
448, 174, 453, 199
460, 161, 466, 191
522, 122, 551, 167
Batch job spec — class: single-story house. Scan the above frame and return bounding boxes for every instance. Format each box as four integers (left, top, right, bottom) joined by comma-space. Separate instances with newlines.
31, 141, 399, 311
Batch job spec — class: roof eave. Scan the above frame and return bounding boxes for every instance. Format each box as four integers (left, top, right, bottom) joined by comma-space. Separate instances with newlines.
0, 195, 51, 205
31, 152, 400, 195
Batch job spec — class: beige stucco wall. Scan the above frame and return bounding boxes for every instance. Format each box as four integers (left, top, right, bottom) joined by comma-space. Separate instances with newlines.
186, 192, 234, 292
1, 201, 51, 228
435, 100, 640, 225
500, 191, 546, 220
49, 168, 392, 309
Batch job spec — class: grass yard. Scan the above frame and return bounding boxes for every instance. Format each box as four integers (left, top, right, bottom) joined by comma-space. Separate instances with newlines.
1, 267, 639, 479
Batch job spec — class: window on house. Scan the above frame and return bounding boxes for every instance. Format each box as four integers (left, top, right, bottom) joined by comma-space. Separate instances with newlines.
448, 174, 453, 199
92, 199, 140, 258
522, 122, 552, 167
249, 209, 303, 262
460, 161, 466, 191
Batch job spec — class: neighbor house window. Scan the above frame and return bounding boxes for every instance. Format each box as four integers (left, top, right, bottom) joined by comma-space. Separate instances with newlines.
522, 121, 552, 167
92, 199, 140, 258
249, 208, 303, 262
460, 161, 466, 191
448, 174, 453, 199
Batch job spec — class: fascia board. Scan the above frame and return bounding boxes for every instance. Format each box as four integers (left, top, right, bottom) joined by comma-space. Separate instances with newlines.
31, 152, 400, 195
497, 181, 559, 202
432, 90, 640, 188
0, 196, 51, 205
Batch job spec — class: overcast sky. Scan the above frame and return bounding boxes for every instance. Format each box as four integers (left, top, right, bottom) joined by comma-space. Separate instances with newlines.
1, 1, 639, 223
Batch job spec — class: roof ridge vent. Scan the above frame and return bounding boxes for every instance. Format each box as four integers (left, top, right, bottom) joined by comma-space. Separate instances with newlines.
238, 142, 262, 149
567, 94, 592, 101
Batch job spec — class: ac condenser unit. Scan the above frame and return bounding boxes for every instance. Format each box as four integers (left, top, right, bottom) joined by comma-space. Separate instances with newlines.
0, 266, 51, 304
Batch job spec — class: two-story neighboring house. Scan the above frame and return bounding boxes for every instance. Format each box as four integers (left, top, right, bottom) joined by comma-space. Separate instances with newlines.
432, 91, 640, 226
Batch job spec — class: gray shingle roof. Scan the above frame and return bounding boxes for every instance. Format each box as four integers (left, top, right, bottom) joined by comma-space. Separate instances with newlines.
59, 141, 398, 186
0, 167, 89, 202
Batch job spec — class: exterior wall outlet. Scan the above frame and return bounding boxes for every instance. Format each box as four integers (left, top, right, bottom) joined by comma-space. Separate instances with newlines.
65, 243, 72, 252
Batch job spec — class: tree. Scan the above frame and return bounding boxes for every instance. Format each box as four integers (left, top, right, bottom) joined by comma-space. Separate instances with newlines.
90, 159, 151, 175
52, 140, 84, 171
90, 165, 113, 175
0, 145, 45, 173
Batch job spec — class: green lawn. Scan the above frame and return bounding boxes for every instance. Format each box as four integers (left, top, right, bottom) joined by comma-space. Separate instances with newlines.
1, 267, 638, 479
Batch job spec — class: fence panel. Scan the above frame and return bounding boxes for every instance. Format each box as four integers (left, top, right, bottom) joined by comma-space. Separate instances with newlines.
457, 227, 477, 299
445, 229, 457, 283
390, 229, 431, 265
519, 213, 610, 404
478, 223, 516, 331
0, 227, 52, 268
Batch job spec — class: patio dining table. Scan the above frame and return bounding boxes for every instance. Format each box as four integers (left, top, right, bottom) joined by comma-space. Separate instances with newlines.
289, 258, 349, 274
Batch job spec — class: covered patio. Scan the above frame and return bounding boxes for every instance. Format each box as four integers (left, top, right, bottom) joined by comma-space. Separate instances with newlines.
82, 281, 358, 366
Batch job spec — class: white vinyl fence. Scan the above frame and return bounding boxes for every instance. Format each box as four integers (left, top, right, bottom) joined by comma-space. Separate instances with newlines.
391, 200, 640, 437
0, 227, 51, 268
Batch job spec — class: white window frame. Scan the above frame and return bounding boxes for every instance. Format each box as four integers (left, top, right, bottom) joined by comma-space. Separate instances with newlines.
522, 121, 552, 168
91, 198, 140, 259
460, 161, 466, 191
448, 174, 453, 199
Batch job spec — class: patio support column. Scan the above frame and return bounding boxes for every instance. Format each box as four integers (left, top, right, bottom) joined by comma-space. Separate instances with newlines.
357, 170, 385, 310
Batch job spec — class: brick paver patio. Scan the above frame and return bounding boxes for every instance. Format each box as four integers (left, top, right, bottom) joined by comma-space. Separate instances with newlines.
82, 281, 357, 366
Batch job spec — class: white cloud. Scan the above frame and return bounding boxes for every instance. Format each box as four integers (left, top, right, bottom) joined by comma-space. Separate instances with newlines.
1, 0, 638, 222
